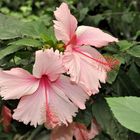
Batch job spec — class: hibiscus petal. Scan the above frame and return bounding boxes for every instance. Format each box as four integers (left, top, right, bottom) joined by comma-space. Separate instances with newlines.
88, 120, 100, 139
13, 83, 46, 127
76, 26, 118, 48
0, 68, 39, 100
73, 121, 100, 140
47, 83, 78, 127
55, 75, 88, 109
63, 50, 81, 83
73, 123, 89, 140
33, 49, 65, 81
53, 3, 77, 44
50, 124, 74, 140
4, 68, 34, 77
63, 47, 107, 95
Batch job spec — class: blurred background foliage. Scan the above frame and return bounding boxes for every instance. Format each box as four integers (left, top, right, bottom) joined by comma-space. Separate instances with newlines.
0, 0, 140, 140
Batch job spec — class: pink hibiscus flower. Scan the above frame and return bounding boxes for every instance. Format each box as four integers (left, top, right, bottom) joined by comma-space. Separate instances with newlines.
50, 119, 100, 140
0, 49, 88, 129
54, 3, 118, 95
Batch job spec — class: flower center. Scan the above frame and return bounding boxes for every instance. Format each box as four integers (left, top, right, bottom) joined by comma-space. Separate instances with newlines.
65, 34, 77, 48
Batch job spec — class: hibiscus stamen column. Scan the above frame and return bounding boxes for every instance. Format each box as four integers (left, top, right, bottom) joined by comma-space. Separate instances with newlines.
73, 48, 111, 70
41, 75, 60, 128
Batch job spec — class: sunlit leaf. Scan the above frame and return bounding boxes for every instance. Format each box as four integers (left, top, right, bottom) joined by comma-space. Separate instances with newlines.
106, 97, 140, 133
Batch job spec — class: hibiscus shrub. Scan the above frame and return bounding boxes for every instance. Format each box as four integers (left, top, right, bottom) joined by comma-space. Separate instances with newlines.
0, 0, 140, 140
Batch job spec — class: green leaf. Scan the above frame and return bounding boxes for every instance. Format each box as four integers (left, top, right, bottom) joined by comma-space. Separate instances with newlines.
135, 30, 140, 39
91, 14, 105, 25
21, 21, 48, 38
41, 27, 57, 45
127, 45, 140, 57
0, 38, 42, 62
92, 96, 128, 140
112, 70, 138, 96
103, 44, 119, 53
0, 14, 24, 39
122, 13, 134, 24
107, 70, 119, 84
79, 7, 89, 22
84, 15, 104, 26
127, 63, 140, 89
106, 97, 140, 133
0, 14, 48, 40
9, 38, 42, 47
117, 40, 133, 51
76, 105, 93, 126
0, 45, 25, 60
107, 54, 122, 84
